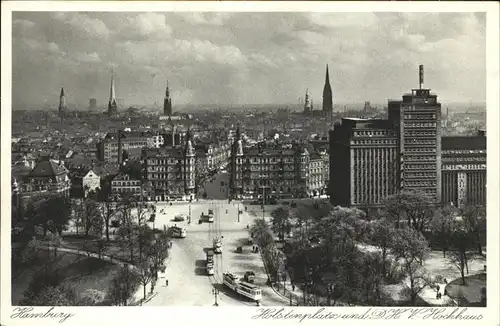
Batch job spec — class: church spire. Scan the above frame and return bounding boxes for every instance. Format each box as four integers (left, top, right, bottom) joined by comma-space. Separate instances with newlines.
322, 64, 333, 114
163, 81, 172, 116
59, 87, 66, 116
108, 71, 118, 115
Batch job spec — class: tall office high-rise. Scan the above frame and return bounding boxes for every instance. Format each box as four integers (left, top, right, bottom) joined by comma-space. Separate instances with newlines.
108, 73, 118, 115
164, 82, 173, 116
329, 65, 449, 210
322, 64, 333, 116
388, 65, 442, 203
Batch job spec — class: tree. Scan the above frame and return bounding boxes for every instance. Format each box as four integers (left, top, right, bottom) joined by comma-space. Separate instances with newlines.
98, 194, 117, 242
461, 205, 486, 256
271, 206, 292, 241
429, 205, 457, 258
370, 218, 396, 277
137, 259, 154, 300
116, 197, 138, 263
106, 266, 140, 306
34, 197, 72, 236
81, 198, 102, 237
263, 246, 285, 283
145, 227, 170, 282
250, 218, 274, 250
391, 227, 431, 305
382, 190, 435, 232
448, 220, 476, 285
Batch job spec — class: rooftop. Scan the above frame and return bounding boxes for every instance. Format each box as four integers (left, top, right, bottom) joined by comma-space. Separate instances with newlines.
28, 159, 68, 178
442, 136, 486, 150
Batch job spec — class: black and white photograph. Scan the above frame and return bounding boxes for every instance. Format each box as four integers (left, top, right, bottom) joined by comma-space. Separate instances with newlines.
1, 1, 499, 325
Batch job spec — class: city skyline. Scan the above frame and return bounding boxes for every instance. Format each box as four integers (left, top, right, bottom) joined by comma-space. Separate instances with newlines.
12, 12, 486, 110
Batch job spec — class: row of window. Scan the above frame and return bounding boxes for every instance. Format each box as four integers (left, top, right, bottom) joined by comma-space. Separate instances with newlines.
112, 187, 141, 193
404, 114, 437, 120
404, 122, 437, 128
404, 148, 437, 153
442, 164, 486, 170
112, 181, 140, 186
353, 131, 389, 137
404, 131, 436, 137
404, 164, 437, 170
352, 139, 397, 145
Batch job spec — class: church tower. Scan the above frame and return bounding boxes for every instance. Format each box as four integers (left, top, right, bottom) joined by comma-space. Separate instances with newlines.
164, 82, 173, 116
322, 64, 333, 115
58, 87, 66, 117
108, 73, 118, 115
303, 89, 312, 114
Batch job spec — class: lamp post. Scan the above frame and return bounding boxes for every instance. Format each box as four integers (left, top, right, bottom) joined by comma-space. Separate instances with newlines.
212, 288, 220, 306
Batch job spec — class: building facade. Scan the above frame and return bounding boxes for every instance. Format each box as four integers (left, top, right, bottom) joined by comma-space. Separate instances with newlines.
389, 86, 442, 203
98, 131, 148, 164
229, 129, 328, 199
329, 66, 485, 209
441, 132, 486, 207
82, 169, 101, 197
111, 173, 141, 196
142, 132, 196, 201
19, 158, 71, 201
329, 118, 399, 208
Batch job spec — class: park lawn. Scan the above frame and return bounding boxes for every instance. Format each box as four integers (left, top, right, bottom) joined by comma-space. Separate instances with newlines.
12, 248, 120, 305
445, 273, 486, 306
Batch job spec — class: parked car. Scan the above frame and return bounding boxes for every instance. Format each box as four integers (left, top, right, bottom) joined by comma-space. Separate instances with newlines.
174, 214, 187, 222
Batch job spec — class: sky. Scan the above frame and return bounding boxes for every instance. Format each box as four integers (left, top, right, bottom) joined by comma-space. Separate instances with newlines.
11, 12, 486, 110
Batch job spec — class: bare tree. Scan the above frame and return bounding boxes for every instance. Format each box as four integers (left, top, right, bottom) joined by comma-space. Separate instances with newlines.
137, 259, 154, 300
391, 227, 431, 305
448, 221, 476, 285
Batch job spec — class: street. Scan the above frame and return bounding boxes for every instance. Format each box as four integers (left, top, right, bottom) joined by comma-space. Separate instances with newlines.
139, 171, 288, 306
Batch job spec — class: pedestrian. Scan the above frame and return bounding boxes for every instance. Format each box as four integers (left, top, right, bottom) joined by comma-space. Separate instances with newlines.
292, 284, 296, 291
165, 279, 168, 287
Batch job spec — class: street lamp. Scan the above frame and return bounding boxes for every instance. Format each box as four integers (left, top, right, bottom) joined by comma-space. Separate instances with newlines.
212, 288, 220, 306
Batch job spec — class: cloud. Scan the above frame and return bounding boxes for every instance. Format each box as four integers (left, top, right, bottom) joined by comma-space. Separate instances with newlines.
51, 12, 110, 38
308, 13, 378, 28
75, 52, 101, 63
11, 12, 486, 109
178, 12, 232, 26
19, 38, 62, 55
123, 13, 172, 38
13, 19, 35, 30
